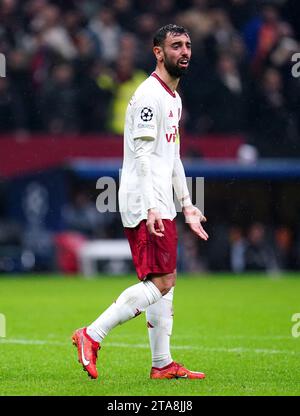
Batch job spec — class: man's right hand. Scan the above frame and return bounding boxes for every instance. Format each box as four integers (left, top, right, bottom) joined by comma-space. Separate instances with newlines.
146, 208, 165, 237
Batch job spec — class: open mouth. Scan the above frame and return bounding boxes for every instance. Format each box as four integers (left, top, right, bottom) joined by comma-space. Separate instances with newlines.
178, 59, 189, 68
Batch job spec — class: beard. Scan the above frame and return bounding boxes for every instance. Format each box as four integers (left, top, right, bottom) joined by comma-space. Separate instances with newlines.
164, 55, 189, 78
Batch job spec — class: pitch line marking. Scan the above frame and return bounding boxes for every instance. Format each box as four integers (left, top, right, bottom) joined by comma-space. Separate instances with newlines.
0, 338, 299, 356
171, 334, 293, 341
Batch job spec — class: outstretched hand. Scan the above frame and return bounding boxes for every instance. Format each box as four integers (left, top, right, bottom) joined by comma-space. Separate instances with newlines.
183, 205, 209, 241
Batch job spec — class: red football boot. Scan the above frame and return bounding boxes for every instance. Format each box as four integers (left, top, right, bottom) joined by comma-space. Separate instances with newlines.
150, 361, 206, 380
72, 327, 100, 379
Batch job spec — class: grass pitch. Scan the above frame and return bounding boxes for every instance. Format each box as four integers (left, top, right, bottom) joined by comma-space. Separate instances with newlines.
0, 273, 299, 396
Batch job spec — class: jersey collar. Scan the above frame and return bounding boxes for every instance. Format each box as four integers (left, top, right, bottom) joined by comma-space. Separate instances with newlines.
151, 72, 176, 98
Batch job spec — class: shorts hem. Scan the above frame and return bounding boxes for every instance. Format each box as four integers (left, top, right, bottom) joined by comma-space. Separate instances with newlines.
137, 267, 176, 281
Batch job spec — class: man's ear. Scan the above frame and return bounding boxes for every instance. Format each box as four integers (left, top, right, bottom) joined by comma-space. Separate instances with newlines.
153, 46, 164, 62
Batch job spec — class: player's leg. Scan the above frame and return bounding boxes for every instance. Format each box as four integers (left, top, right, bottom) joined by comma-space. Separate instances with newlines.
146, 273, 175, 370
144, 223, 206, 380
72, 277, 170, 379
72, 216, 175, 379
139, 219, 178, 376
86, 278, 168, 343
72, 219, 177, 379
147, 273, 205, 380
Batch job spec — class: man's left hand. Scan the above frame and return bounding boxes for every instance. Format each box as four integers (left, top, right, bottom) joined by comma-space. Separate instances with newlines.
183, 206, 209, 241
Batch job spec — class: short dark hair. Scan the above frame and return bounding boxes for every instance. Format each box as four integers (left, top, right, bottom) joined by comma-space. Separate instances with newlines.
153, 24, 190, 47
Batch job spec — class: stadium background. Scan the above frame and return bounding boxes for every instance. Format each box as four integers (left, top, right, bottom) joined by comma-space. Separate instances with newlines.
1, 0, 300, 398
0, 0, 300, 275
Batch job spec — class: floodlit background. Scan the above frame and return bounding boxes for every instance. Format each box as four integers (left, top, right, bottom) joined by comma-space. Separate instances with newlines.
1, 0, 300, 276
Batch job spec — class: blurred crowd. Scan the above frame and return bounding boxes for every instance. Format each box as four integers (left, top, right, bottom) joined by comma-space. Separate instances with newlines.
1, 0, 300, 274
178, 220, 299, 273
1, 0, 300, 156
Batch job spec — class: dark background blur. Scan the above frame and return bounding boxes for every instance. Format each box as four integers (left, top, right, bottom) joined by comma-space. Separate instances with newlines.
1, 0, 300, 275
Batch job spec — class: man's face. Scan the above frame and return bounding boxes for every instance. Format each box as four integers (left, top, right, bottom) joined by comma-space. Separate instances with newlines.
161, 32, 192, 78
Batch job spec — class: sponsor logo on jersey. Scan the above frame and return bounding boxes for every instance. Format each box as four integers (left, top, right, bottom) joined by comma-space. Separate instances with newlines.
166, 125, 178, 143
137, 123, 155, 129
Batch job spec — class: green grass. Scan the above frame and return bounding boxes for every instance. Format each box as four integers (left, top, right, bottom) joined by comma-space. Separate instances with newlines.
0, 273, 300, 396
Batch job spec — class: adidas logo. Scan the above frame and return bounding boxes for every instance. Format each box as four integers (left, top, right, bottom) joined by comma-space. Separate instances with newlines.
168, 110, 173, 118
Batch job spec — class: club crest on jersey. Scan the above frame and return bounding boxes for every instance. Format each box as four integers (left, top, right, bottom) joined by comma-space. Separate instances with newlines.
140, 107, 153, 122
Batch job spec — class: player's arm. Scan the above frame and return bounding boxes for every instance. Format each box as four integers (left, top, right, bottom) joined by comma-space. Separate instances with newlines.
134, 136, 164, 237
133, 92, 164, 237
172, 150, 208, 241
132, 95, 164, 237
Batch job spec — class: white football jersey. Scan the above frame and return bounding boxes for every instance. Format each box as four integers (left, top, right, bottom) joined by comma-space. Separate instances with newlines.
118, 72, 182, 228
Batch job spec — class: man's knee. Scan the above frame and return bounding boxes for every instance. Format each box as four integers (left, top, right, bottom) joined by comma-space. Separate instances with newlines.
148, 270, 176, 295
161, 273, 176, 294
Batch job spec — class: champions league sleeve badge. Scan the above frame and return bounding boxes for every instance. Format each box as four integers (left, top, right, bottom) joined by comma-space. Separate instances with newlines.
140, 107, 154, 122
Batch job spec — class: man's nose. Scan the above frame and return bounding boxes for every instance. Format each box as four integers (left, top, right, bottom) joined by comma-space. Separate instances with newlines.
181, 46, 190, 56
